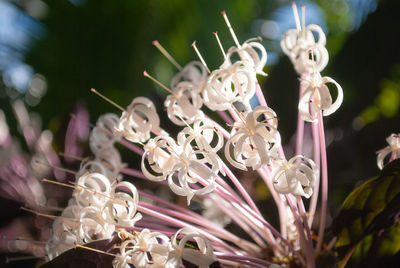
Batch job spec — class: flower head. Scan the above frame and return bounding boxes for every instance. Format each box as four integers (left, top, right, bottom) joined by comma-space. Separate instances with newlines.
377, 133, 400, 169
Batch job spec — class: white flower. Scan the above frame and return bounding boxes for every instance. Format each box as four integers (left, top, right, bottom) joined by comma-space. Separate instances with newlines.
89, 113, 121, 154
77, 206, 115, 243
118, 97, 167, 143
142, 133, 219, 204
73, 172, 112, 208
271, 155, 319, 198
298, 72, 343, 122
164, 81, 204, 126
94, 146, 124, 181
377, 133, 400, 169
103, 181, 142, 227
166, 228, 216, 268
170, 61, 208, 90
166, 147, 219, 205
77, 159, 109, 178
224, 38, 268, 76
177, 117, 224, 155
225, 106, 280, 170
202, 61, 256, 111
141, 136, 180, 181
118, 229, 170, 268
281, 24, 328, 74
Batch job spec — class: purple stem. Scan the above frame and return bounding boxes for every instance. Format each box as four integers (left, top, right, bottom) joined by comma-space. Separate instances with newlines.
137, 203, 236, 253
295, 76, 306, 156
215, 252, 272, 267
216, 111, 233, 125
118, 138, 144, 155
316, 111, 328, 252
308, 121, 320, 228
286, 195, 314, 268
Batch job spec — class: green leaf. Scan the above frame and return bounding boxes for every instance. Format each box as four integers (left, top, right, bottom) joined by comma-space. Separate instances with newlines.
332, 159, 400, 266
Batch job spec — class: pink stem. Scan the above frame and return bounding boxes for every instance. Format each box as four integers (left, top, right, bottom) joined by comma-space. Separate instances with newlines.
118, 138, 144, 155
258, 167, 288, 239
221, 163, 262, 216
295, 73, 307, 156
120, 167, 146, 179
255, 82, 268, 107
297, 196, 315, 268
141, 201, 259, 252
316, 111, 328, 252
215, 252, 273, 267
286, 195, 314, 268
216, 111, 233, 125
209, 194, 267, 249
308, 121, 320, 228
137, 203, 236, 253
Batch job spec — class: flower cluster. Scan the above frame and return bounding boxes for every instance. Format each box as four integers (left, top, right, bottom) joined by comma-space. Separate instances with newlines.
43, 6, 339, 267
5, 4, 397, 268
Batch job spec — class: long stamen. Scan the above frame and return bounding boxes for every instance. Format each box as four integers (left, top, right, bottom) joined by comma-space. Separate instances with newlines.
291, 2, 301, 31
20, 207, 77, 221
6, 256, 41, 263
43, 178, 125, 207
143, 70, 178, 97
213, 31, 226, 60
90, 88, 126, 112
221, 11, 241, 48
191, 41, 211, 73
152, 40, 183, 71
42, 178, 76, 190
34, 159, 77, 175
74, 243, 117, 257
301, 5, 306, 37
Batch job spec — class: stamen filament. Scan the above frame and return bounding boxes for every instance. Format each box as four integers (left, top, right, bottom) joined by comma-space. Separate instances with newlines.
74, 244, 117, 257
191, 41, 211, 73
34, 159, 77, 175
301, 5, 306, 37
152, 40, 183, 71
291, 2, 301, 31
221, 11, 241, 48
90, 88, 126, 112
213, 32, 226, 60
143, 71, 178, 97
20, 207, 77, 221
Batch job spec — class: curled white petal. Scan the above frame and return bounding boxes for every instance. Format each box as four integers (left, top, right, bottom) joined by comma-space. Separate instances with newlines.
119, 229, 170, 268
94, 146, 124, 181
281, 24, 328, 74
298, 73, 343, 122
376, 133, 400, 169
89, 113, 121, 154
73, 172, 112, 208
271, 155, 319, 198
225, 39, 268, 76
177, 117, 224, 154
202, 61, 256, 111
170, 61, 208, 90
225, 106, 280, 170
77, 206, 115, 244
141, 137, 180, 181
165, 81, 204, 126
167, 228, 215, 268
104, 181, 142, 227
118, 97, 167, 143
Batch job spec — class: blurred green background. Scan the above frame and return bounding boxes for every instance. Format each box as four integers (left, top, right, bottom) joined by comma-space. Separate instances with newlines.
0, 0, 399, 261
